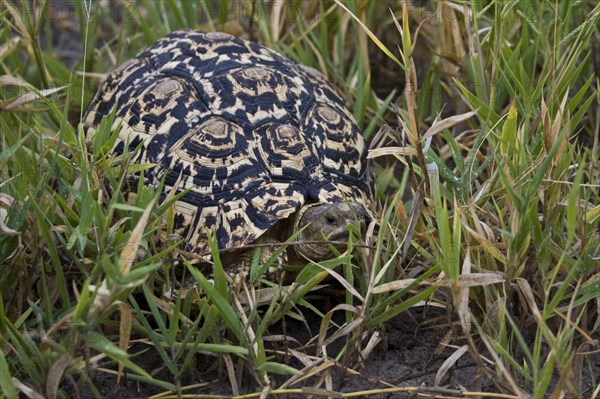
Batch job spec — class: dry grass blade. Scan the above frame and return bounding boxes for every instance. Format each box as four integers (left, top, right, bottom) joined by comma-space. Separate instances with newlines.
277, 387, 343, 398
541, 97, 552, 152
263, 335, 302, 347
120, 198, 155, 274
0, 215, 18, 235
0, 193, 19, 236
367, 146, 417, 158
223, 354, 239, 396
0, 37, 19, 60
152, 294, 193, 325
285, 349, 318, 369
75, 71, 108, 80
87, 281, 112, 320
433, 329, 456, 359
3, 86, 67, 110
12, 378, 44, 399
320, 316, 364, 350
45, 355, 70, 399
360, 330, 382, 360
515, 278, 542, 324
0, 75, 34, 90
371, 278, 420, 294
237, 285, 327, 307
313, 263, 364, 302
570, 340, 599, 397
421, 110, 478, 141
546, 91, 570, 165
280, 358, 336, 389
270, 1, 284, 42
2, 2, 29, 38
461, 220, 507, 264
317, 303, 359, 356
117, 302, 133, 383
451, 273, 505, 288
434, 344, 469, 387
457, 251, 472, 335
303, 36, 329, 78
479, 335, 526, 398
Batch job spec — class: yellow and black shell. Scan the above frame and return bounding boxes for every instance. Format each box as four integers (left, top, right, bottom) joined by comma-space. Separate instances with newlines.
84, 29, 374, 257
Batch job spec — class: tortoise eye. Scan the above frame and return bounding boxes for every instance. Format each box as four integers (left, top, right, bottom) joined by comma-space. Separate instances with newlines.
325, 215, 337, 225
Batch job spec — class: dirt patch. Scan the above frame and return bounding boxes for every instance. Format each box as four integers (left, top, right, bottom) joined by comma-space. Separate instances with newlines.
72, 302, 599, 398
72, 307, 495, 398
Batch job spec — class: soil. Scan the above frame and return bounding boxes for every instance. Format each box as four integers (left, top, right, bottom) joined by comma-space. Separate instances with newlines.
74, 307, 499, 398
70, 302, 599, 398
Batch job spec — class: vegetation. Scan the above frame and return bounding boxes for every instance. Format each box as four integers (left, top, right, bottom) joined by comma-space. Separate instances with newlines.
1, 0, 598, 398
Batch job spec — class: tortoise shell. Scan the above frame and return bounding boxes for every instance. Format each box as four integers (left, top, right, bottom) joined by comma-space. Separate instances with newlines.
84, 29, 374, 257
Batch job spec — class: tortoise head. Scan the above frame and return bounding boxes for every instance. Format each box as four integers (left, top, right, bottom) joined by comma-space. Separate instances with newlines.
292, 202, 368, 261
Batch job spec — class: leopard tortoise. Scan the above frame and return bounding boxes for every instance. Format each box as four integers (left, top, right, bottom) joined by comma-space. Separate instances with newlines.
84, 29, 375, 264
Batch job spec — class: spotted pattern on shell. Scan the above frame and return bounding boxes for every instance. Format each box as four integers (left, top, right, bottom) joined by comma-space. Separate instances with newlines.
84, 29, 375, 257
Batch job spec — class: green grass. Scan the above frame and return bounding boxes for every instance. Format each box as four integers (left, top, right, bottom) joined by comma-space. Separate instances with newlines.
1, 1, 599, 398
